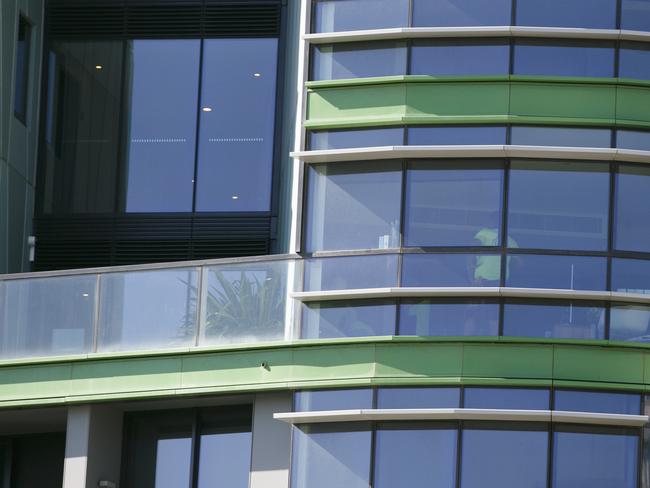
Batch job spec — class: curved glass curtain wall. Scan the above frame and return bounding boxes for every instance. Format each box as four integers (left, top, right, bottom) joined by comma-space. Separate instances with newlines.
311, 0, 650, 32
290, 387, 643, 488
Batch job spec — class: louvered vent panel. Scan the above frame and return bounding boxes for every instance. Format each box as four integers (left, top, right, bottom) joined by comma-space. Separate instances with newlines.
47, 4, 126, 39
203, 3, 280, 36
126, 4, 203, 38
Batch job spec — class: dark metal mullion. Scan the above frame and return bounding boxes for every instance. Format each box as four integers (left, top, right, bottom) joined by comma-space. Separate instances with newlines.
511, 0, 517, 26
605, 161, 618, 339
369, 422, 378, 488
189, 409, 202, 488
191, 36, 206, 216
408, 0, 414, 27
546, 423, 554, 488
455, 421, 464, 488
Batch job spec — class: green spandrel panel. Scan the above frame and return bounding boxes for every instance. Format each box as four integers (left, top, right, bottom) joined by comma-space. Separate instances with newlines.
462, 344, 554, 378
405, 83, 510, 117
0, 364, 72, 401
374, 343, 463, 377
291, 344, 377, 381
616, 86, 650, 125
554, 346, 644, 384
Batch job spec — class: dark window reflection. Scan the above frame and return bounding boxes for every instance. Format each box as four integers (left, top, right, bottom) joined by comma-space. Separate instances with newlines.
554, 390, 641, 415
301, 300, 396, 339
309, 128, 404, 150
375, 425, 457, 488
377, 387, 460, 408
408, 126, 507, 145
622, 0, 650, 32
402, 253, 502, 287
412, 0, 511, 27
295, 389, 373, 411
461, 425, 548, 488
312, 0, 409, 32
312, 41, 406, 80
124, 40, 199, 212
411, 40, 510, 76
553, 427, 638, 488
615, 165, 650, 252
620, 43, 650, 80
516, 0, 616, 28
399, 300, 499, 337
612, 258, 650, 294
464, 388, 550, 410
513, 40, 615, 78
617, 130, 650, 151
195, 39, 278, 212
304, 255, 399, 291
506, 254, 607, 291
503, 300, 605, 339
405, 163, 503, 247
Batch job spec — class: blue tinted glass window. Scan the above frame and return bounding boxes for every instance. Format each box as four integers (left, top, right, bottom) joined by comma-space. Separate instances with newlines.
305, 162, 402, 252
405, 164, 503, 247
291, 424, 372, 488
312, 0, 409, 32
408, 126, 507, 145
377, 388, 460, 408
401, 253, 502, 287
611, 305, 650, 342
309, 128, 404, 150
516, 0, 616, 28
617, 130, 650, 151
508, 161, 610, 251
197, 431, 251, 488
295, 389, 373, 411
461, 428, 548, 488
612, 258, 650, 294
464, 388, 550, 410
622, 0, 650, 31
410, 40, 509, 76
195, 39, 277, 212
620, 42, 650, 80
510, 126, 612, 148
553, 429, 638, 488
503, 301, 605, 339
125, 40, 199, 212
506, 254, 607, 291
312, 42, 406, 80
301, 300, 396, 339
615, 166, 650, 252
399, 300, 499, 336
555, 390, 641, 414
304, 255, 399, 291
513, 41, 615, 78
412, 0, 511, 27
375, 426, 457, 488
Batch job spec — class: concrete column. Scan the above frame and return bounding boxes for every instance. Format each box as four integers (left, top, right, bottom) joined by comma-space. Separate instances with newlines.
249, 393, 293, 488
62, 405, 123, 488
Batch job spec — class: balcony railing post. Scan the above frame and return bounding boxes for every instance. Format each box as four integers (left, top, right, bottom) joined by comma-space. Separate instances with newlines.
196, 266, 208, 347
91, 274, 102, 353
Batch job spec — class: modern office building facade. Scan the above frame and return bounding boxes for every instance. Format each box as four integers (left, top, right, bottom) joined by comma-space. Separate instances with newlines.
3, 0, 650, 487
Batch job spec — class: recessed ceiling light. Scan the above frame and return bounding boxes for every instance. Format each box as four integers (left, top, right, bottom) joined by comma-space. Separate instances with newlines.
95, 65, 103, 70
202, 107, 213, 112
231, 195, 239, 200
82, 293, 90, 297
253, 73, 261, 77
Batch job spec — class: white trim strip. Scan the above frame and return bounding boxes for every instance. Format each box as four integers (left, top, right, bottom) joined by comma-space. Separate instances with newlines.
274, 408, 648, 426
304, 26, 650, 44
291, 146, 650, 165
291, 287, 650, 305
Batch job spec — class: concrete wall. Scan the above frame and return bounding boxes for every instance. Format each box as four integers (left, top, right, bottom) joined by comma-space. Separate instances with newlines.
0, 0, 43, 273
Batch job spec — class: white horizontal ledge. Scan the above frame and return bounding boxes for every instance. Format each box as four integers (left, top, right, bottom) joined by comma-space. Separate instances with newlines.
292, 287, 650, 305
304, 26, 650, 44
291, 146, 650, 165
274, 408, 648, 427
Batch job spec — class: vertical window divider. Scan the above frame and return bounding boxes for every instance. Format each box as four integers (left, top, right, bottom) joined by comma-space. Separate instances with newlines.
189, 409, 202, 488
511, 0, 518, 27
406, 39, 413, 76
191, 37, 206, 215
114, 39, 130, 217
196, 266, 207, 347
546, 423, 554, 488
408, 0, 414, 27
605, 161, 617, 339
91, 273, 102, 353
455, 420, 463, 488
399, 159, 407, 251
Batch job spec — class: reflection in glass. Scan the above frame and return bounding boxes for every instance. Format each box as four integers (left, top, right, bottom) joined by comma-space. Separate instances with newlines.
155, 437, 192, 488
401, 253, 502, 287
621, 0, 650, 32
197, 431, 251, 488
309, 128, 404, 150
503, 301, 605, 339
125, 40, 199, 212
506, 254, 607, 291
304, 254, 399, 291
405, 163, 503, 247
301, 300, 396, 339
615, 166, 650, 252
312, 0, 409, 32
97, 269, 198, 352
513, 40, 615, 77
612, 258, 650, 295
411, 40, 509, 76
553, 428, 638, 488
412, 0, 511, 27
508, 161, 609, 251
375, 425, 457, 488
399, 300, 499, 337
461, 427, 548, 488
195, 39, 278, 211
516, 0, 616, 28
554, 390, 641, 414
203, 261, 287, 345
620, 43, 650, 81
510, 126, 612, 148
408, 126, 507, 145
464, 388, 550, 410
312, 42, 406, 80
291, 424, 371, 488
617, 129, 650, 151
377, 387, 460, 408
0, 275, 95, 358
611, 305, 650, 342
305, 162, 402, 252
295, 389, 373, 411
